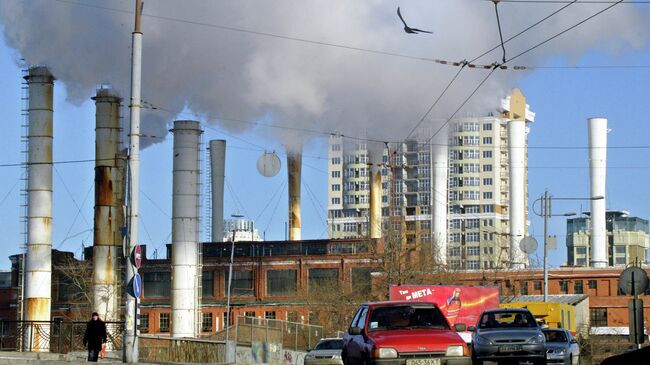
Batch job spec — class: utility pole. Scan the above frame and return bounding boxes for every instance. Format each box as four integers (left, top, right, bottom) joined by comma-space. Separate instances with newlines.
124, 0, 143, 362
542, 190, 549, 303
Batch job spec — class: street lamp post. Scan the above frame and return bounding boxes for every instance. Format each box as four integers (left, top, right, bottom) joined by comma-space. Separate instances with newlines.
533, 191, 603, 302
225, 214, 242, 363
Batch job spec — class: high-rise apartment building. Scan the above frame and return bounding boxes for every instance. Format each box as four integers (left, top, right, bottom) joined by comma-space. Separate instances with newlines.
327, 91, 534, 269
566, 211, 649, 266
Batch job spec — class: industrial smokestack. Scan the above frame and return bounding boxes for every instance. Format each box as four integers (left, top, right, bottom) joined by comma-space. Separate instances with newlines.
91, 87, 123, 324
209, 140, 226, 242
23, 66, 54, 352
171, 120, 202, 338
368, 144, 383, 240
506, 89, 529, 269
287, 148, 302, 241
432, 130, 449, 265
588, 117, 608, 268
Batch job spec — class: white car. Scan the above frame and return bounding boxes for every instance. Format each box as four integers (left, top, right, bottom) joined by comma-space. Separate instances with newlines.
543, 328, 580, 365
305, 338, 344, 365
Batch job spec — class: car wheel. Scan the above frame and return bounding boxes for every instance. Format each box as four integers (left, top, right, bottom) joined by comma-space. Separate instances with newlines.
471, 353, 482, 365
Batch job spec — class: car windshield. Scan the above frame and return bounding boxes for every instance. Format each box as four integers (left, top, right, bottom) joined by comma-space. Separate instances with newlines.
367, 305, 450, 331
544, 330, 568, 343
314, 339, 344, 350
478, 311, 537, 329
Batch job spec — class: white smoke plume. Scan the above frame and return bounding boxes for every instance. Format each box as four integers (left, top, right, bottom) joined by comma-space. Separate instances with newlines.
1, 0, 648, 149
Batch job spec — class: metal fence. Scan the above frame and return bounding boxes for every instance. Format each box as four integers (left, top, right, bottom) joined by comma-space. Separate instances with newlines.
0, 320, 124, 353
234, 315, 324, 352
139, 335, 226, 363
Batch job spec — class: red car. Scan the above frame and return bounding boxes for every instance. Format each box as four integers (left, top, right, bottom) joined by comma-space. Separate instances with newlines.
342, 301, 471, 365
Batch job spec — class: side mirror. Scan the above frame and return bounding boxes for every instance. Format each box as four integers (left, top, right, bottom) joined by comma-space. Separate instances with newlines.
348, 327, 363, 336
468, 326, 476, 332
454, 323, 467, 332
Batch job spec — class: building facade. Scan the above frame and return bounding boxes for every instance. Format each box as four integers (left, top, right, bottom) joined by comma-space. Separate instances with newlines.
567, 211, 649, 266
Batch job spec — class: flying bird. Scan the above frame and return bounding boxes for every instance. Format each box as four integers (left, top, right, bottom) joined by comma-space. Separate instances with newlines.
397, 7, 432, 34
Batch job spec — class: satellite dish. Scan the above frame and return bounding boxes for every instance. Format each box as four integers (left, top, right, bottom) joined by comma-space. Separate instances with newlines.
257, 152, 281, 177
519, 236, 538, 254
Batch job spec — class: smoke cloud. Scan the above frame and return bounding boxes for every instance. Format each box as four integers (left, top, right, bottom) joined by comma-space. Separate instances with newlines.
1, 0, 648, 149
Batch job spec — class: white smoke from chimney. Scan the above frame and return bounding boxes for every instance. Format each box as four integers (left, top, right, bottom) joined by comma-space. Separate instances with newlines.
0, 2, 648, 147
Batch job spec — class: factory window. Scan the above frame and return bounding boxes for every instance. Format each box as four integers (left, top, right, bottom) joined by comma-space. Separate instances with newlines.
615, 246, 626, 254
467, 247, 480, 256
202, 312, 213, 332
265, 311, 276, 320
352, 267, 378, 295
286, 311, 298, 322
483, 123, 492, 131
520, 281, 529, 295
483, 164, 492, 172
144, 272, 171, 298
139, 314, 149, 334
226, 270, 254, 296
159, 313, 170, 333
559, 281, 569, 293
331, 170, 340, 178
534, 281, 542, 291
576, 247, 587, 255
467, 260, 480, 270
245, 311, 256, 318
309, 268, 339, 292
483, 150, 492, 158
267, 270, 297, 296
331, 157, 341, 165
590, 308, 608, 327
483, 178, 493, 186
589, 280, 598, 290
483, 192, 493, 199
202, 271, 214, 297
482, 137, 493, 145
309, 311, 320, 325
574, 280, 584, 294
331, 184, 341, 191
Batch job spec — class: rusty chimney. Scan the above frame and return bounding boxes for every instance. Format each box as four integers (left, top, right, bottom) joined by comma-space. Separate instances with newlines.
91, 87, 123, 324
23, 66, 54, 352
368, 144, 383, 239
287, 147, 302, 241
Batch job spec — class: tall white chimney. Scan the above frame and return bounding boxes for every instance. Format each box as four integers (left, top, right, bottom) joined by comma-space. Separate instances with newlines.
432, 130, 449, 265
91, 87, 122, 324
506, 89, 531, 269
171, 120, 202, 338
588, 117, 608, 268
288, 147, 302, 241
23, 66, 54, 352
209, 140, 226, 242
367, 143, 384, 240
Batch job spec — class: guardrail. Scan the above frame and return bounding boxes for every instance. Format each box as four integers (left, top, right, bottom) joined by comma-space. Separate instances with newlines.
139, 335, 226, 363
0, 320, 123, 353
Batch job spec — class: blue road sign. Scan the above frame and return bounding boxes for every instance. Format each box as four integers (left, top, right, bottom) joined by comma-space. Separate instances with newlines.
133, 273, 142, 298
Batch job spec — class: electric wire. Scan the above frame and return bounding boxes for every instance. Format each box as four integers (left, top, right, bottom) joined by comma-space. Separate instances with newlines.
141, 190, 171, 218
54, 182, 93, 250
225, 178, 249, 218
0, 175, 23, 209
254, 180, 287, 223
493, 0, 507, 64
54, 166, 93, 229
263, 182, 286, 234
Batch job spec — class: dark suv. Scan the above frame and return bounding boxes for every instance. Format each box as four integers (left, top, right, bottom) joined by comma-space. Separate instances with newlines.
470, 308, 546, 365
342, 301, 471, 365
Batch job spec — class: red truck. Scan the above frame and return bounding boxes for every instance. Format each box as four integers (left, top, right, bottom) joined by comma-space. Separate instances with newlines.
342, 301, 471, 365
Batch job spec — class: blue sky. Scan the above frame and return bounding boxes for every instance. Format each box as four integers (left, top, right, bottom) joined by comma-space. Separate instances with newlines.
0, 1, 649, 270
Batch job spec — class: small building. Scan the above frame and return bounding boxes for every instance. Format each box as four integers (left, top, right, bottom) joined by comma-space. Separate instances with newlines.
501, 294, 589, 337
567, 211, 649, 267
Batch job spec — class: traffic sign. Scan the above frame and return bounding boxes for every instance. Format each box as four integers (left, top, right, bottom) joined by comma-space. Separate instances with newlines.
619, 267, 649, 296
132, 244, 142, 269
132, 273, 142, 299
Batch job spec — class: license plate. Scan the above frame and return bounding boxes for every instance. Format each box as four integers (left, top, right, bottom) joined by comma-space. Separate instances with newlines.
406, 359, 441, 365
499, 345, 522, 353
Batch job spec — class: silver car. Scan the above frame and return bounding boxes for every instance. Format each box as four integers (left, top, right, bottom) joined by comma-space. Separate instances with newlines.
305, 338, 344, 365
470, 308, 546, 365
543, 329, 579, 365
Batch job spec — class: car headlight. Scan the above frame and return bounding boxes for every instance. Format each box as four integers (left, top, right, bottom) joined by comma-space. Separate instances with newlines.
332, 354, 342, 360
558, 348, 567, 355
305, 353, 315, 359
445, 345, 464, 357
374, 347, 398, 358
474, 335, 494, 346
527, 334, 545, 344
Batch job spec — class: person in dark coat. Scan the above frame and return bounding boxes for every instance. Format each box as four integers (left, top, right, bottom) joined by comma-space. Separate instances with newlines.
83, 312, 107, 362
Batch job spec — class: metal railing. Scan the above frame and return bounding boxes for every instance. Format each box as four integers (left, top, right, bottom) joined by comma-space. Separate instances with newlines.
139, 335, 226, 363
0, 320, 124, 353
235, 316, 323, 352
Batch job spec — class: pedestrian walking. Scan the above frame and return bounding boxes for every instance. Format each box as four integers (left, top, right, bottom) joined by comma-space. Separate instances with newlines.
83, 312, 107, 362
